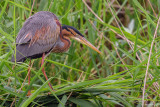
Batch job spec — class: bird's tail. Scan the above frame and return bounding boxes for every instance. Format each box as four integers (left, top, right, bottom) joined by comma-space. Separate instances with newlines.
11, 46, 27, 62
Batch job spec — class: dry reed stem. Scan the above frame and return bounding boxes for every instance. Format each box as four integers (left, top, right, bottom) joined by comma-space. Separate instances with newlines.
11, 1, 35, 106
48, 0, 54, 11
106, 0, 134, 52
142, 16, 160, 107
82, 0, 104, 23
29, 0, 35, 17
10, 60, 34, 107
147, 0, 157, 17
83, 0, 160, 105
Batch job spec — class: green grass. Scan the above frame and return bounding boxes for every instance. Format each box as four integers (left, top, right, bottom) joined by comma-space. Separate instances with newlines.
0, 0, 160, 106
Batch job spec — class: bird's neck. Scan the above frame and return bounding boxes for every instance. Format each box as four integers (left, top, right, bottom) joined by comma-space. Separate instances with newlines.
51, 33, 71, 53
59, 32, 71, 52
51, 23, 71, 53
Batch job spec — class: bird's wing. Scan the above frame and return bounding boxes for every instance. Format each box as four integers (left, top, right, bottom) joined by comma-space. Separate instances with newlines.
12, 12, 60, 62
16, 11, 59, 44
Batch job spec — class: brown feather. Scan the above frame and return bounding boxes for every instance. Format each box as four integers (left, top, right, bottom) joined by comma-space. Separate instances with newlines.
12, 11, 61, 62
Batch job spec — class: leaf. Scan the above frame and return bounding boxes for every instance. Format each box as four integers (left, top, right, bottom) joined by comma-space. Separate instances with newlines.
69, 97, 97, 107
20, 78, 53, 107
58, 95, 67, 107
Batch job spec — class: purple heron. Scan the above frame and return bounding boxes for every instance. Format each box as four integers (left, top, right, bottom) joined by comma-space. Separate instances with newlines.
12, 11, 101, 95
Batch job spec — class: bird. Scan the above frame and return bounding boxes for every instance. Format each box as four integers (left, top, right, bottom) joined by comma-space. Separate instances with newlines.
11, 11, 101, 95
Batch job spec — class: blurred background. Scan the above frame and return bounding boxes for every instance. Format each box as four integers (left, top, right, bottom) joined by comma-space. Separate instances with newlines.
0, 0, 160, 106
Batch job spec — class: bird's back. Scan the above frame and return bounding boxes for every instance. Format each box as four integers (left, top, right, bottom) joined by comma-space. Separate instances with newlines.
12, 11, 60, 62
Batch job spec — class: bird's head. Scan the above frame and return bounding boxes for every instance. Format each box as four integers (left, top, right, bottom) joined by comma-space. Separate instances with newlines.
62, 25, 101, 54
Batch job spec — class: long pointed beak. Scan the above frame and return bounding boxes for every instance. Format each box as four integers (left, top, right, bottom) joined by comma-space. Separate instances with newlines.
72, 35, 101, 54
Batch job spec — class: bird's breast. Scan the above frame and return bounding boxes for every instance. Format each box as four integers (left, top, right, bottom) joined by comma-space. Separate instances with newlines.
52, 37, 64, 53
52, 36, 71, 53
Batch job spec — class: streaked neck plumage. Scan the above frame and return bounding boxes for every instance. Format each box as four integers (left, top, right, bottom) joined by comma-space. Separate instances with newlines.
51, 25, 71, 53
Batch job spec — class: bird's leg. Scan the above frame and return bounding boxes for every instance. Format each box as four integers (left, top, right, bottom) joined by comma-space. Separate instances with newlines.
27, 59, 31, 96
41, 53, 54, 91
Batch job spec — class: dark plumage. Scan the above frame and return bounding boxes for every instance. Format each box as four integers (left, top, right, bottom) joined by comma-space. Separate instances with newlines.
62, 25, 84, 37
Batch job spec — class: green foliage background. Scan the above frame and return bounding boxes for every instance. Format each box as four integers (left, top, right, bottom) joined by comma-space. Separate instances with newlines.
0, 0, 160, 106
